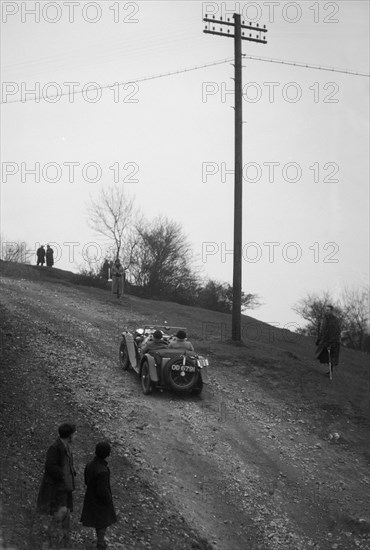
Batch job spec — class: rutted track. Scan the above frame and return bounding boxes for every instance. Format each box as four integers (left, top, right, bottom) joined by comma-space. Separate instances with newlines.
1, 273, 370, 550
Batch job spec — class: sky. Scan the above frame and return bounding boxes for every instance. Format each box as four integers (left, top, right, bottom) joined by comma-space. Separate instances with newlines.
1, 0, 369, 329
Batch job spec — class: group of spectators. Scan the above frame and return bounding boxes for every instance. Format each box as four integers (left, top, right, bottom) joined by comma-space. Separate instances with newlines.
37, 423, 116, 550
36, 245, 54, 267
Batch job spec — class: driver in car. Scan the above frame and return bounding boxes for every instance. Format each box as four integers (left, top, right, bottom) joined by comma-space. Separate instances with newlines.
168, 330, 194, 352
140, 329, 168, 355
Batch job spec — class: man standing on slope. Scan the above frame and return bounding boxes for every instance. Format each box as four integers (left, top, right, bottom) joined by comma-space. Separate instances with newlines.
315, 304, 341, 376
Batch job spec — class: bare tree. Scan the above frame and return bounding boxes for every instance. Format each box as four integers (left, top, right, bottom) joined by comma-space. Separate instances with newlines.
197, 279, 262, 313
340, 285, 370, 350
0, 234, 33, 264
130, 215, 198, 297
293, 287, 370, 351
87, 186, 140, 268
292, 291, 338, 337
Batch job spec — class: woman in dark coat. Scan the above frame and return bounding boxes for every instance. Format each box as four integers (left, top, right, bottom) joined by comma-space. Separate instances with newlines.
81, 441, 117, 549
46, 244, 54, 267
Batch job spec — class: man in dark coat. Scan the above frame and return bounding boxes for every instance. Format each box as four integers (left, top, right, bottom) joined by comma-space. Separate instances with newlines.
36, 245, 46, 266
37, 422, 77, 547
46, 244, 54, 267
315, 305, 341, 376
81, 441, 117, 549
140, 329, 168, 355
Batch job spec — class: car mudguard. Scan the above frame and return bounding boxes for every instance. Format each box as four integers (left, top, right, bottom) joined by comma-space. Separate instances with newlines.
122, 332, 138, 368
142, 354, 159, 383
199, 366, 209, 384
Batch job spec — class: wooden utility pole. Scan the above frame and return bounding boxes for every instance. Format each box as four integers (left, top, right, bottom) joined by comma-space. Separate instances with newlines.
203, 14, 267, 341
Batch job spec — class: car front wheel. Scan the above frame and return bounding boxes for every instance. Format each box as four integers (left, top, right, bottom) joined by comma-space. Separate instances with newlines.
119, 339, 130, 371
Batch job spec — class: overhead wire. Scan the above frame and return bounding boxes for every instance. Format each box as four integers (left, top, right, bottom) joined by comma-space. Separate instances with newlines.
242, 54, 370, 77
2, 55, 369, 104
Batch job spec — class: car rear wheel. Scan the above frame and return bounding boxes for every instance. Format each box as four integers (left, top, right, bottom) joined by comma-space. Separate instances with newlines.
165, 357, 199, 392
119, 339, 130, 371
141, 360, 152, 395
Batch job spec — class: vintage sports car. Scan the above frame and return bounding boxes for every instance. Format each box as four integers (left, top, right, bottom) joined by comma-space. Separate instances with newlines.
119, 325, 209, 395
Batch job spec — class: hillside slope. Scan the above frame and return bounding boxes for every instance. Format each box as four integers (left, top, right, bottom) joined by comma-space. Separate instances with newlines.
1, 261, 369, 550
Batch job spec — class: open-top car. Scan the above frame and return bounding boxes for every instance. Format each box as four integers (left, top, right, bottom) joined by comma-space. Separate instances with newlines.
119, 325, 209, 395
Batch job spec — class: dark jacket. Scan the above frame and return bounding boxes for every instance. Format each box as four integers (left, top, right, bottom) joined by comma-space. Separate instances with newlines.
37, 438, 76, 514
46, 247, 54, 267
80, 457, 117, 529
141, 338, 168, 355
315, 313, 341, 366
36, 247, 45, 261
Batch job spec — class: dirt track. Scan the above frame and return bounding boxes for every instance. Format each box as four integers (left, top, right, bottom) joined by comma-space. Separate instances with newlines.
1, 267, 370, 550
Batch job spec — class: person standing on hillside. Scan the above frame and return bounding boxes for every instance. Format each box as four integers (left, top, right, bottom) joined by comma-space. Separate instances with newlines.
315, 304, 341, 376
111, 258, 125, 298
81, 441, 117, 550
36, 245, 46, 266
101, 258, 110, 281
46, 244, 54, 267
37, 422, 77, 548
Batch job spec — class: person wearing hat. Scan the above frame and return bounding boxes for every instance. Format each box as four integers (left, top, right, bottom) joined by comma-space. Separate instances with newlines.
140, 329, 168, 354
81, 441, 117, 550
45, 244, 54, 267
111, 258, 125, 298
168, 330, 194, 352
36, 244, 46, 266
315, 304, 341, 376
37, 422, 77, 547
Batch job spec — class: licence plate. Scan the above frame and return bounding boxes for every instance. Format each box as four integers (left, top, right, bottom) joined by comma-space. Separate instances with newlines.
171, 364, 195, 373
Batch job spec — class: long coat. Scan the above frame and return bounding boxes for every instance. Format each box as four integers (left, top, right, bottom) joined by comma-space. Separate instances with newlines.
80, 457, 117, 529
37, 438, 76, 514
315, 313, 341, 366
46, 247, 54, 267
36, 247, 45, 264
111, 263, 125, 295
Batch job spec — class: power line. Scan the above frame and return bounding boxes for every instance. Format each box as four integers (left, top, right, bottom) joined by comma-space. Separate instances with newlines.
2, 56, 369, 104
1, 58, 234, 104
243, 54, 370, 77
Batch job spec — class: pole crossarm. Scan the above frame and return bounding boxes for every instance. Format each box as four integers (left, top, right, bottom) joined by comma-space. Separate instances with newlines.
203, 15, 268, 44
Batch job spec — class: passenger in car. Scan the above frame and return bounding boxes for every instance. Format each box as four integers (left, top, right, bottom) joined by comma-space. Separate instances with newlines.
141, 329, 168, 354
168, 330, 194, 352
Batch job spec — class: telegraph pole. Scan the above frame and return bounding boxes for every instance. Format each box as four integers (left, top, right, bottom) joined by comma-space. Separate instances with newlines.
203, 14, 267, 341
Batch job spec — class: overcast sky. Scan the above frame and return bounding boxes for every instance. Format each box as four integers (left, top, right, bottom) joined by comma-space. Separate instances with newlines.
1, 1, 369, 328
